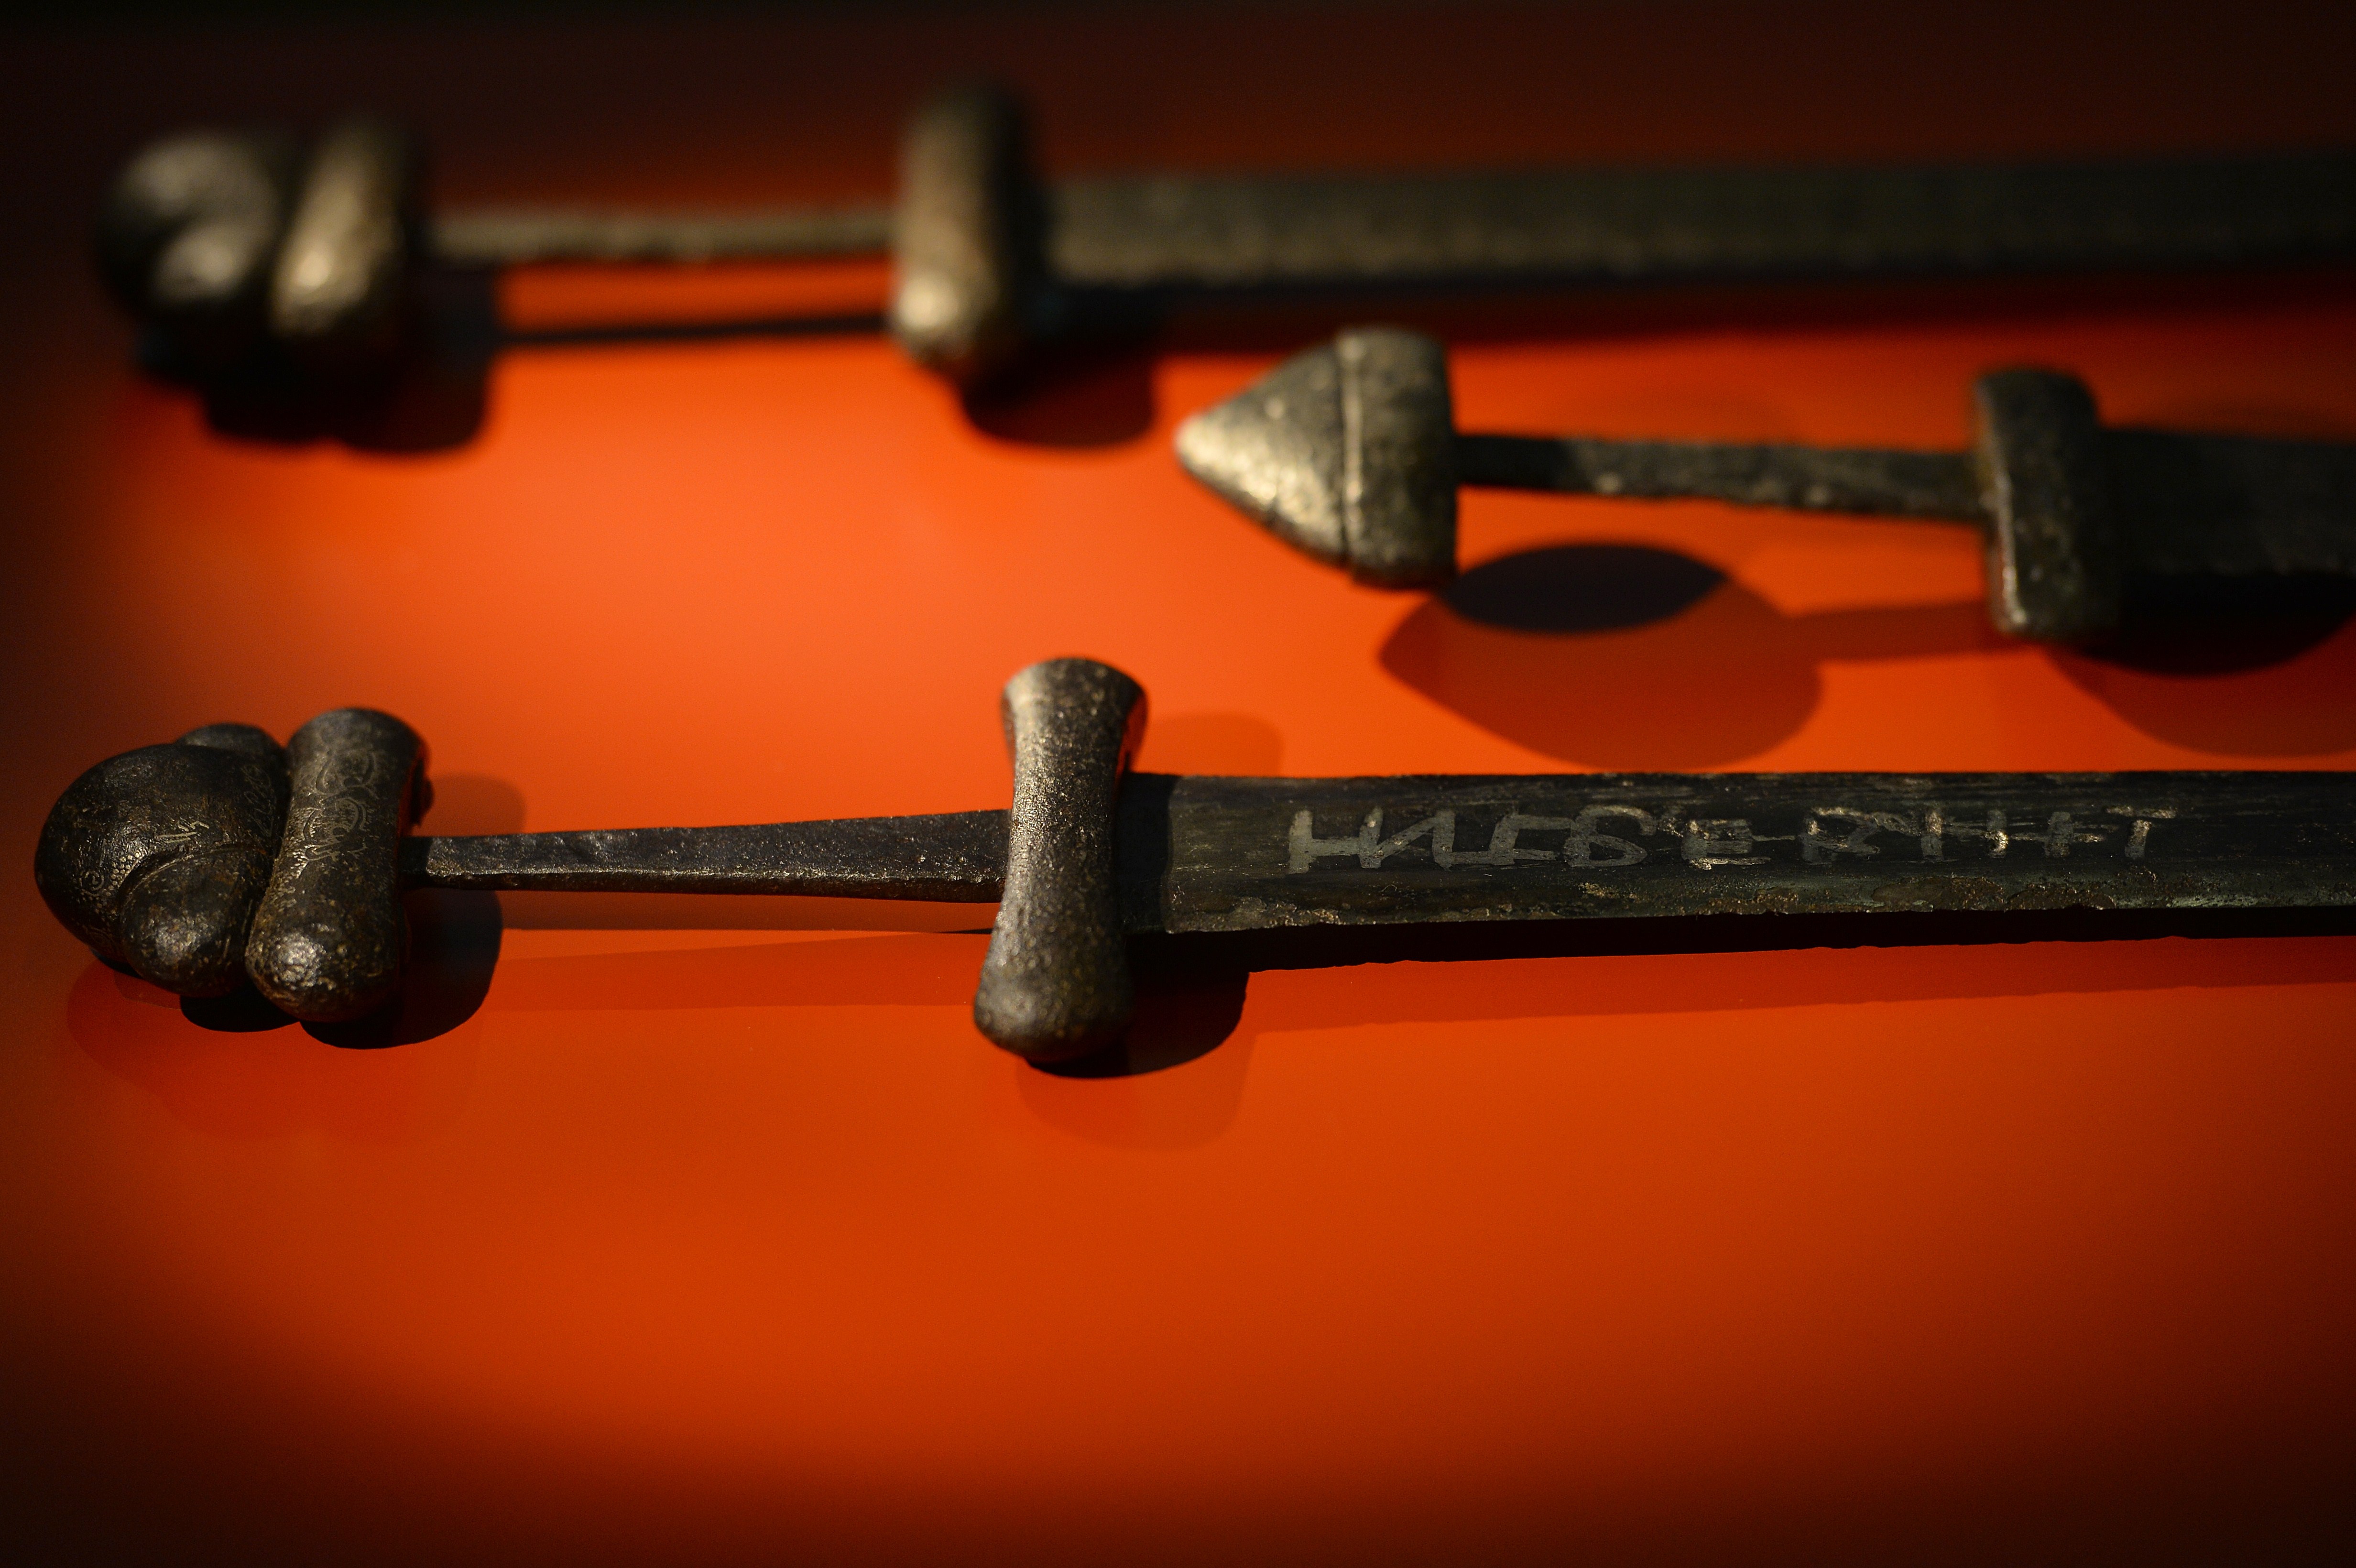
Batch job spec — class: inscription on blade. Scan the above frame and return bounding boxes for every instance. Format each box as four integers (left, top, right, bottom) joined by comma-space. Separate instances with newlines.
1287, 802, 2176, 872
1132, 773, 2356, 934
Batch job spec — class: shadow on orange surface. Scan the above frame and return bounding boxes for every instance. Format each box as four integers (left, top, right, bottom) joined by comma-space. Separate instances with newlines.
2054, 588, 2356, 753
1382, 544, 1996, 766
67, 915, 2355, 1161
66, 962, 484, 1143
1385, 544, 2356, 763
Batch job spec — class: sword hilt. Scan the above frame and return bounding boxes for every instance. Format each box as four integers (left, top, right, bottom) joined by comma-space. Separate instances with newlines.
98, 88, 1054, 390
33, 659, 1144, 1057
35, 708, 425, 1022
1177, 327, 2316, 644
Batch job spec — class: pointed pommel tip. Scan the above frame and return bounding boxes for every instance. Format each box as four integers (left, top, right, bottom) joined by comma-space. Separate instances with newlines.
1973, 368, 2121, 644
889, 83, 1050, 387
245, 708, 427, 1022
972, 658, 1146, 1062
1176, 326, 1458, 588
35, 724, 292, 998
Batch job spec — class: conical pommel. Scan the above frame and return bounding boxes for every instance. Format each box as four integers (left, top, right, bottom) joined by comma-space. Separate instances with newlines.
1175, 326, 1458, 587
972, 658, 1146, 1061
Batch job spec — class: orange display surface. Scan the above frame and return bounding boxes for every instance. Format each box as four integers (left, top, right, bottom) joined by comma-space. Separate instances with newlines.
4, 4, 2356, 1561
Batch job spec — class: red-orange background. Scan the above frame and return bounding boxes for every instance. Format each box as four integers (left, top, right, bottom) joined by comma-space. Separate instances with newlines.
3, 3, 2355, 1561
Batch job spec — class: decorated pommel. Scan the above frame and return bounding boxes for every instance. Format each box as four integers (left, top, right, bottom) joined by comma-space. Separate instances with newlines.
34, 709, 426, 1022
972, 658, 1146, 1061
888, 83, 1052, 387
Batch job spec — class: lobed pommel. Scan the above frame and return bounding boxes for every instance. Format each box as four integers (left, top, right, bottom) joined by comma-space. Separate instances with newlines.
33, 664, 1147, 1056
98, 119, 423, 384
35, 708, 427, 1022
34, 724, 291, 997
972, 658, 1146, 1061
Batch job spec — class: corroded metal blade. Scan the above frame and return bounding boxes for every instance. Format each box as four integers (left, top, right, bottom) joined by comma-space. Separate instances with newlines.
1113, 772, 2356, 934
1052, 152, 2356, 289
393, 772, 2356, 938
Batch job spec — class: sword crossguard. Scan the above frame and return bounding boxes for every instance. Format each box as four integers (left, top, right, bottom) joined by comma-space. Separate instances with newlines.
1972, 369, 2119, 643
972, 657, 1147, 1061
887, 83, 1055, 387
33, 661, 1144, 1057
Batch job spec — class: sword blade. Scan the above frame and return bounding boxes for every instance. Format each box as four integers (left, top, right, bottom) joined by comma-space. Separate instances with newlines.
1117, 772, 2356, 934
1050, 152, 2356, 289
396, 773, 2356, 938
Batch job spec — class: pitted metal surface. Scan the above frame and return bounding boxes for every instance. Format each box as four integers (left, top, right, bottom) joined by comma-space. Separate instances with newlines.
1175, 327, 1456, 585
33, 675, 2356, 1046
33, 725, 289, 997
1049, 152, 2356, 287
247, 708, 425, 1022
971, 658, 1147, 1061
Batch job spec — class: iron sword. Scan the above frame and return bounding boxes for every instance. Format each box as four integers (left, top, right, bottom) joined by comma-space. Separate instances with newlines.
101, 88, 2356, 390
36, 660, 2356, 1061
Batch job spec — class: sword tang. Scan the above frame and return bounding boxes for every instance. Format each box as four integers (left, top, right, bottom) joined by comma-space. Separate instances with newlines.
401, 810, 1007, 901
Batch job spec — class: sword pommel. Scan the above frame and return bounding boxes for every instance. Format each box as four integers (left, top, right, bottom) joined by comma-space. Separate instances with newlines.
1175, 326, 1459, 587
34, 724, 291, 999
245, 708, 428, 1023
95, 130, 301, 377
268, 118, 425, 379
972, 658, 1147, 1062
